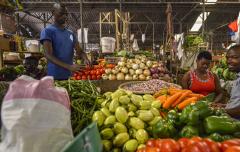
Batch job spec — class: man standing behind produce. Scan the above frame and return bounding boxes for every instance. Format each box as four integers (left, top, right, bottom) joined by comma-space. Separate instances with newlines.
225, 44, 240, 118
40, 3, 90, 80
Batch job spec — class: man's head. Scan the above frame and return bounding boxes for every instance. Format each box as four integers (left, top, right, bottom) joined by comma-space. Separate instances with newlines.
24, 56, 39, 73
196, 51, 212, 73
227, 44, 240, 73
52, 3, 68, 26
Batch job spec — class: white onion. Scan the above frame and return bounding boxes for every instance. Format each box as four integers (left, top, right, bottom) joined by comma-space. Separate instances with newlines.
135, 69, 143, 75
143, 69, 151, 76
126, 63, 132, 69
132, 64, 139, 70
139, 63, 146, 69
135, 59, 141, 64
117, 73, 125, 80
105, 68, 112, 74
118, 61, 126, 67
139, 74, 146, 80
133, 75, 138, 80
121, 67, 128, 74
146, 61, 153, 67
109, 74, 116, 80
120, 57, 127, 62
112, 68, 119, 74
102, 74, 108, 80
125, 74, 133, 80
129, 69, 135, 75
146, 76, 152, 80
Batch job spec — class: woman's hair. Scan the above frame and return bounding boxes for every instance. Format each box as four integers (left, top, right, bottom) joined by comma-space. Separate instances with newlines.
197, 51, 212, 61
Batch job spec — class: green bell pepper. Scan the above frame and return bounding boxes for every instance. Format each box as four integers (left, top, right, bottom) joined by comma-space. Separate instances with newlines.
180, 125, 199, 138
208, 133, 223, 142
193, 101, 213, 119
152, 119, 176, 138
167, 109, 180, 125
204, 116, 238, 134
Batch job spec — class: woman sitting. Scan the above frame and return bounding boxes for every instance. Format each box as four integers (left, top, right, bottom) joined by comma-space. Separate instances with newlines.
182, 51, 223, 102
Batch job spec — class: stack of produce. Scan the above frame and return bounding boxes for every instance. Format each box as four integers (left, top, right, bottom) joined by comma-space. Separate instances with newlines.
102, 55, 170, 81
138, 137, 240, 152
55, 80, 100, 135
72, 64, 115, 80
121, 79, 181, 94
154, 88, 204, 110
151, 99, 240, 142
92, 89, 163, 151
212, 56, 236, 81
0, 66, 24, 81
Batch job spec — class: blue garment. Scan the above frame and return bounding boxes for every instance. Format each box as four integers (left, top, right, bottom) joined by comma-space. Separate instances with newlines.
40, 24, 76, 80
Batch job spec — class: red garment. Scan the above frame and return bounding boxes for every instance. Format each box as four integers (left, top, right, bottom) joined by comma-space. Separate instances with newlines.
189, 70, 215, 96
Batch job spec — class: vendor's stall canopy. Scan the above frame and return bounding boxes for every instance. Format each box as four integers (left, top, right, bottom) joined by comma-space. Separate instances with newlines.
19, 0, 240, 49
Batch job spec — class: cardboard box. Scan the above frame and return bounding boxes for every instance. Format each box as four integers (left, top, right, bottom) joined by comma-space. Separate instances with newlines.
0, 13, 16, 34
0, 36, 10, 51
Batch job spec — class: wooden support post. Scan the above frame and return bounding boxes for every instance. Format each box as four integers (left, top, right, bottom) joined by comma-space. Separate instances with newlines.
115, 9, 120, 51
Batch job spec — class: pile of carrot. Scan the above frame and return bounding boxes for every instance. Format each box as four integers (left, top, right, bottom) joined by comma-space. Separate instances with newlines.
155, 88, 204, 110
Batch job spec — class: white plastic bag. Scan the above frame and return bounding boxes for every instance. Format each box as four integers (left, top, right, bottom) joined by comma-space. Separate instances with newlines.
0, 76, 73, 152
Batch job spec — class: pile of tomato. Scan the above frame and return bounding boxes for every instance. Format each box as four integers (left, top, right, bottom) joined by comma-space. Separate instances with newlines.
138, 137, 240, 152
72, 64, 115, 80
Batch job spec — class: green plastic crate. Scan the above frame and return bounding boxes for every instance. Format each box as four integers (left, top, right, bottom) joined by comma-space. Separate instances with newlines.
61, 122, 102, 152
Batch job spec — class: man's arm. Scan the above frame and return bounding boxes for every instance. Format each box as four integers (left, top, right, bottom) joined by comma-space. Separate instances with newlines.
75, 42, 90, 65
213, 74, 224, 103
43, 40, 80, 72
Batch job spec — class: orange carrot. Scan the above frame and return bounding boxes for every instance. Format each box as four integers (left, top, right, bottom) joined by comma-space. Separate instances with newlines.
157, 95, 168, 104
172, 90, 192, 107
177, 97, 198, 110
188, 93, 205, 100
163, 92, 182, 109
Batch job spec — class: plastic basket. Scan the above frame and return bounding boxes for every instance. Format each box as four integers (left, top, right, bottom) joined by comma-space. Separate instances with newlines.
61, 122, 102, 152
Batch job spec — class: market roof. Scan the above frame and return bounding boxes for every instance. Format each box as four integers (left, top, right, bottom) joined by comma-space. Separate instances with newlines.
19, 0, 240, 50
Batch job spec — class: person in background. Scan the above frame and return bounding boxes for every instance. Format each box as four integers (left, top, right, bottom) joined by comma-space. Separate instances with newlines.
225, 44, 240, 118
24, 56, 45, 79
182, 51, 223, 102
40, 3, 90, 80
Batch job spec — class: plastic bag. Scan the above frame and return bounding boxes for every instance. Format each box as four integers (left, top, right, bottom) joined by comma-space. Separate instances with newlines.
0, 75, 73, 152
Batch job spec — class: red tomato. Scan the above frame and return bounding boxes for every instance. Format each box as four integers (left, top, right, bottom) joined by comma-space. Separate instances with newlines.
156, 139, 180, 152
90, 70, 96, 75
225, 146, 240, 152
97, 75, 101, 80
203, 138, 221, 152
85, 65, 91, 70
146, 139, 157, 147
91, 75, 97, 80
100, 68, 105, 74
178, 138, 190, 149
145, 147, 160, 152
93, 65, 99, 69
84, 70, 90, 75
82, 75, 87, 80
78, 72, 83, 76
73, 73, 78, 77
96, 70, 101, 76
182, 141, 210, 152
76, 76, 81, 80
221, 140, 240, 151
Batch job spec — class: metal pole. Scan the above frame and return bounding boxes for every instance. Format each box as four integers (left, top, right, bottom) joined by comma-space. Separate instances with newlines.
179, 22, 182, 33
202, 0, 205, 36
80, 0, 84, 50
43, 13, 46, 28
153, 23, 155, 51
99, 13, 102, 44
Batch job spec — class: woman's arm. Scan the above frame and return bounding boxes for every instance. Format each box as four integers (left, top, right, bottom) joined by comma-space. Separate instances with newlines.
182, 72, 191, 89
213, 73, 224, 103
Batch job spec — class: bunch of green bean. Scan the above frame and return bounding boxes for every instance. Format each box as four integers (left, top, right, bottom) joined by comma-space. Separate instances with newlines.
55, 80, 100, 136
